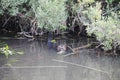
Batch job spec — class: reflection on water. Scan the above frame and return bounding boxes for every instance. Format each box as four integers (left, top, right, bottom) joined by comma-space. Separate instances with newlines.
0, 38, 120, 80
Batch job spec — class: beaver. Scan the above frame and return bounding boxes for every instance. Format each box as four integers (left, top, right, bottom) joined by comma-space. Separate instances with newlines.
57, 44, 67, 54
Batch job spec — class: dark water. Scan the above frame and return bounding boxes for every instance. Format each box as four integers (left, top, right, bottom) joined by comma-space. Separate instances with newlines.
0, 38, 120, 80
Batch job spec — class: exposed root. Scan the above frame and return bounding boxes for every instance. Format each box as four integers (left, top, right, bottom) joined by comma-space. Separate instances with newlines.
17, 32, 34, 38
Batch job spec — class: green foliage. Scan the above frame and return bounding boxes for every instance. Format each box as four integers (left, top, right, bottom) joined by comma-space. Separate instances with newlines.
0, 9, 3, 15
81, 0, 95, 4
30, 0, 67, 30
0, 42, 24, 58
82, 2, 120, 50
1, 0, 28, 15
107, 0, 114, 4
0, 0, 119, 51
64, 0, 95, 32
0, 0, 67, 31
70, 0, 120, 51
0, 44, 13, 58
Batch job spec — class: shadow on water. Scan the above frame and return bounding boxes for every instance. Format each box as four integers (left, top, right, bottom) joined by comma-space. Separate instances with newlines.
0, 37, 120, 80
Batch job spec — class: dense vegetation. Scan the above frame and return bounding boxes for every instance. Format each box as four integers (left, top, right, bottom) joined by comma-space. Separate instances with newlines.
0, 0, 120, 54
0, 0, 67, 35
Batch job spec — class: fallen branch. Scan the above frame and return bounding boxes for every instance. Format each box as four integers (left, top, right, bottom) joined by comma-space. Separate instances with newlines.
67, 44, 91, 52
64, 44, 91, 57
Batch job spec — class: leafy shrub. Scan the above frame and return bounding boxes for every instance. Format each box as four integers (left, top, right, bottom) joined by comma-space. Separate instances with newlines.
1, 0, 28, 15
82, 2, 120, 51
69, 0, 120, 51
0, 0, 67, 31
30, 0, 67, 30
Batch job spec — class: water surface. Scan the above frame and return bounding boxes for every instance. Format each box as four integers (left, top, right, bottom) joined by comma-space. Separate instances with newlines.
0, 38, 120, 80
